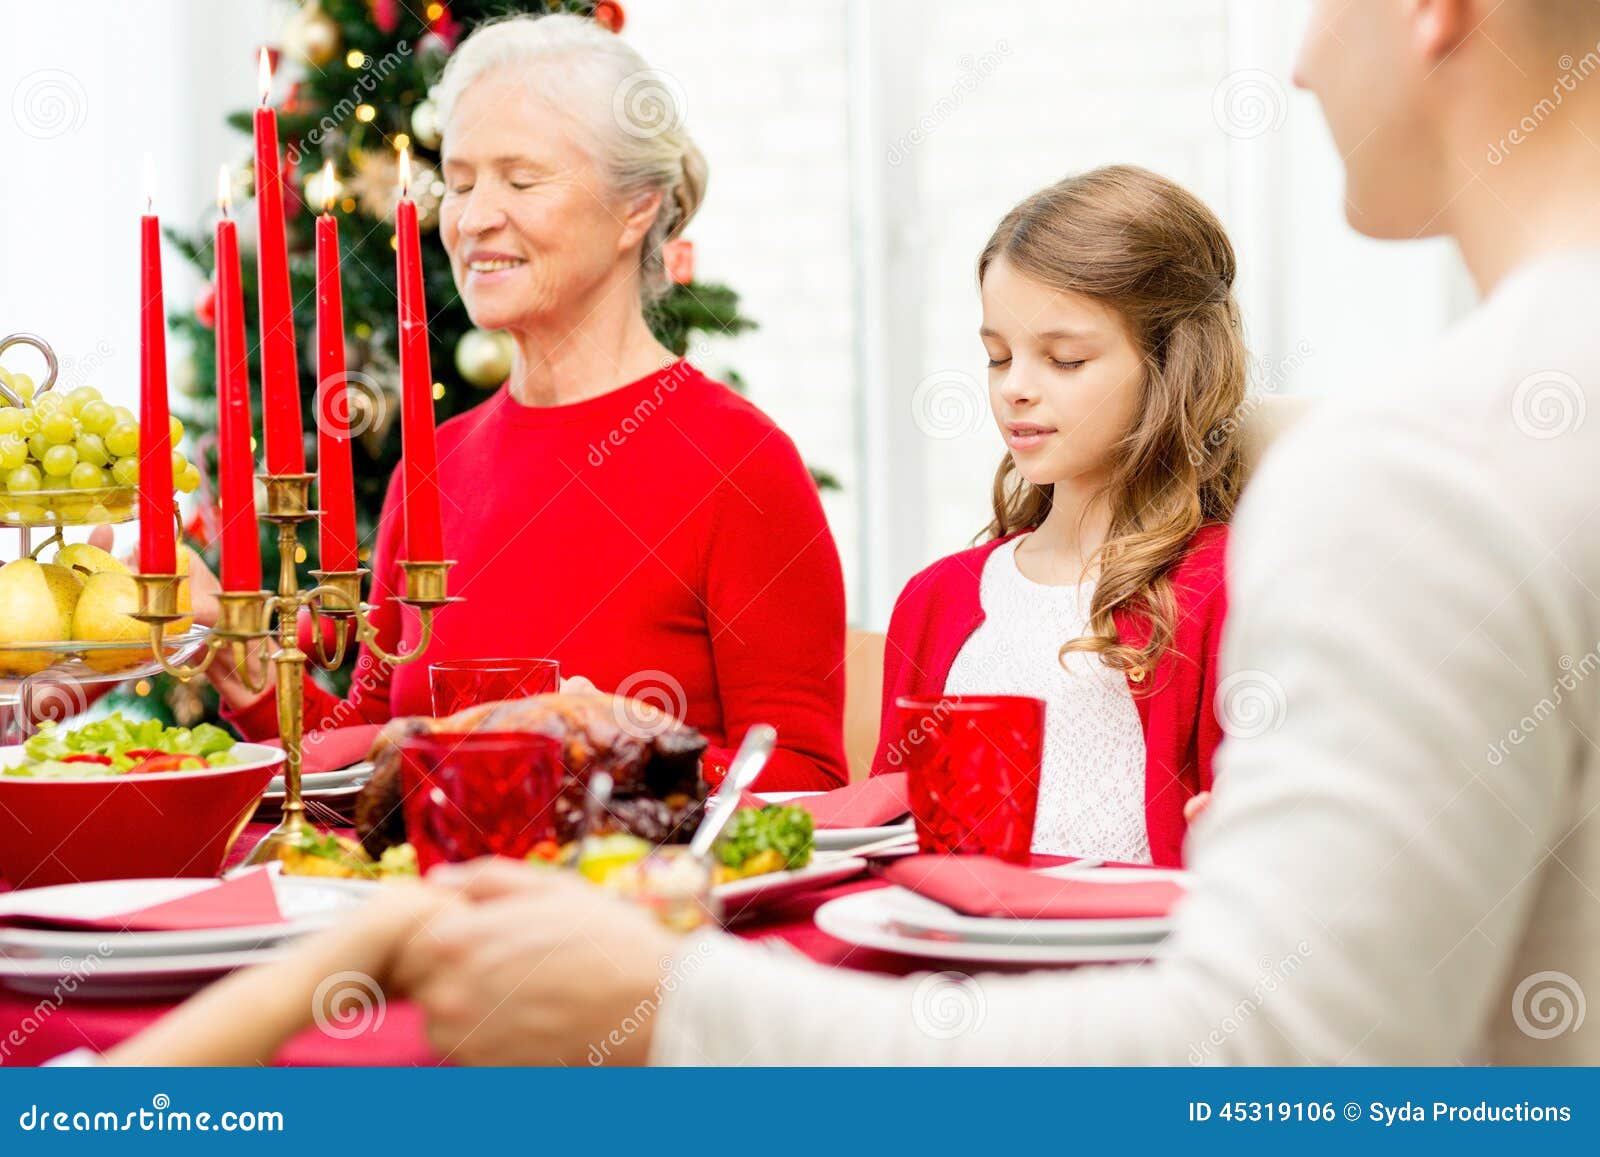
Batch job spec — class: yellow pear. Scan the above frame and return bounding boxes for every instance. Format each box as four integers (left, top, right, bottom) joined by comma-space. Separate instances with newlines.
0, 559, 79, 676
72, 570, 149, 674
54, 543, 131, 577
169, 547, 195, 635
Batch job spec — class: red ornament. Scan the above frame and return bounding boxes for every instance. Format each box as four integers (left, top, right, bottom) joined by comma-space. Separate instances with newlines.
183, 505, 217, 551
429, 3, 462, 50
195, 283, 217, 330
593, 1, 625, 32
662, 239, 695, 285
369, 0, 400, 33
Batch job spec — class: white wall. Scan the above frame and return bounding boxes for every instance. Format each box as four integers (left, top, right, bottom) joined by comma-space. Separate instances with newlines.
3, 1, 1473, 619
0, 0, 269, 556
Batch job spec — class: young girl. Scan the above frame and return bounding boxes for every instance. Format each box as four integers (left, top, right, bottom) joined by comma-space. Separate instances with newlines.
873, 165, 1247, 867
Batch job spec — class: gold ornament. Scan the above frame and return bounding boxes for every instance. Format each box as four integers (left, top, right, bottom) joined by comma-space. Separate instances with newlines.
411, 99, 442, 149
347, 149, 400, 220
284, 6, 341, 68
348, 150, 442, 227
455, 329, 516, 389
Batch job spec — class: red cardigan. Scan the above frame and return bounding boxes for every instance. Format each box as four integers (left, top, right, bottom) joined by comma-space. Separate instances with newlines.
871, 525, 1229, 867
225, 361, 849, 792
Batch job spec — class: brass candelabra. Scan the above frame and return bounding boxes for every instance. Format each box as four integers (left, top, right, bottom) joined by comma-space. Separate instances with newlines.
130, 473, 455, 865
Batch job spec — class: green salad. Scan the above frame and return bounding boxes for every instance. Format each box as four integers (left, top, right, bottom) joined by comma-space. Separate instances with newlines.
713, 804, 814, 880
6, 712, 240, 778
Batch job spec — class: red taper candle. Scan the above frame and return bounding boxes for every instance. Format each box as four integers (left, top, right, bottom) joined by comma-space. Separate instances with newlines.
314, 163, 358, 573
215, 166, 262, 592
137, 156, 177, 575
394, 148, 444, 562
253, 47, 306, 476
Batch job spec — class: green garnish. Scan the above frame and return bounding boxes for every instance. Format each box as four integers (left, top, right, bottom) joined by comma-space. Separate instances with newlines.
713, 804, 814, 871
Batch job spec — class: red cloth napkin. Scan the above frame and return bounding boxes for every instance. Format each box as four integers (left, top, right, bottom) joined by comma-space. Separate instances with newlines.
266, 724, 382, 775
0, 868, 285, 932
740, 773, 910, 829
880, 855, 1183, 919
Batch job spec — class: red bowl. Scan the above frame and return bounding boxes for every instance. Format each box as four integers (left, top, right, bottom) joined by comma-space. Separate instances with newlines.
0, 742, 283, 889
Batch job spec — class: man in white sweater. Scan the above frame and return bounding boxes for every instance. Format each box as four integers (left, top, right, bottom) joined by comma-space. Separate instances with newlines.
365, 0, 1600, 1067
98, 0, 1600, 1068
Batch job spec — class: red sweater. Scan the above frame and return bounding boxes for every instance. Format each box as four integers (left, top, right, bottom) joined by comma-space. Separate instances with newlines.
871, 525, 1229, 867
226, 361, 849, 791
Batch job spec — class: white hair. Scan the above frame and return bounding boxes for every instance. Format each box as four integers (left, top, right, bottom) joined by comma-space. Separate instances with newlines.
435, 12, 706, 303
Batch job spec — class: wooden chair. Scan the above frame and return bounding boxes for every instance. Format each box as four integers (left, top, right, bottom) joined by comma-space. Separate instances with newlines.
843, 627, 886, 782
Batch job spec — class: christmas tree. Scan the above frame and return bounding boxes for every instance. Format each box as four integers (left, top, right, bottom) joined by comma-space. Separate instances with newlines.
123, 0, 825, 726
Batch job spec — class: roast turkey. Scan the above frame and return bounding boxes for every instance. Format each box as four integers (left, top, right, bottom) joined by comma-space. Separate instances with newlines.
353, 691, 708, 859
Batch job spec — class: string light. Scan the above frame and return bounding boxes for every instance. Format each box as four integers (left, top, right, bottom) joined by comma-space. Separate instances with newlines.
355, 104, 376, 123
135, 680, 152, 697
346, 49, 366, 68
432, 382, 446, 400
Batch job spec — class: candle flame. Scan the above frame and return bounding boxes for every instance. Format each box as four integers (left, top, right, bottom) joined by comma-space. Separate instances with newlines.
398, 145, 411, 200
217, 164, 232, 217
321, 160, 339, 213
258, 47, 273, 105
142, 153, 156, 214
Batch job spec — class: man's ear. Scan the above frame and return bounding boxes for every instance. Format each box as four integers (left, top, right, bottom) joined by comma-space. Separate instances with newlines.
618, 189, 664, 254
1411, 0, 1476, 62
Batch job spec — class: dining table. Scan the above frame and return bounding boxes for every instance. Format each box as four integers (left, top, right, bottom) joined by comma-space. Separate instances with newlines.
0, 820, 955, 1067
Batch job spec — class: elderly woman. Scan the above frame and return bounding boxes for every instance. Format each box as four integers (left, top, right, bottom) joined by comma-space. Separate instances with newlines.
203, 14, 847, 790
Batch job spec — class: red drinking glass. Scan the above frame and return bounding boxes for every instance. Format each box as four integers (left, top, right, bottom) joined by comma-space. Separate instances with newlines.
428, 657, 561, 717
892, 694, 1046, 864
399, 731, 566, 872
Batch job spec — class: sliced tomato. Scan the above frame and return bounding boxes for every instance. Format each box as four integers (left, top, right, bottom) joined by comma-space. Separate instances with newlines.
60, 753, 113, 765
124, 749, 166, 761
128, 753, 208, 774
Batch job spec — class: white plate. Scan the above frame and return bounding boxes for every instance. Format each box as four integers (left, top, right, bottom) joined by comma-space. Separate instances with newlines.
0, 873, 378, 961
0, 946, 288, 1000
756, 791, 915, 853
713, 856, 866, 915
813, 886, 1172, 966
878, 866, 1184, 945
266, 760, 374, 795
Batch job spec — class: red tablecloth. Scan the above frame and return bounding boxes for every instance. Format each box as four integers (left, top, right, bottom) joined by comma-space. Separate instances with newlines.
0, 823, 929, 1067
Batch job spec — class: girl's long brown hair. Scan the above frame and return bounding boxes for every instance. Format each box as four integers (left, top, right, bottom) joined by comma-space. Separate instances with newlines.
979, 165, 1247, 676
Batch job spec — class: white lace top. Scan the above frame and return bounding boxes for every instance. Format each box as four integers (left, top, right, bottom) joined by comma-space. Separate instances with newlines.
943, 536, 1150, 862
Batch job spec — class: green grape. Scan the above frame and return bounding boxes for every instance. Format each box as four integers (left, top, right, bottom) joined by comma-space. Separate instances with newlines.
0, 409, 23, 437
41, 444, 77, 477
68, 462, 105, 490
10, 374, 36, 402
27, 433, 49, 461
40, 410, 77, 445
178, 461, 201, 493
6, 464, 42, 492
104, 422, 139, 457
0, 435, 27, 470
19, 408, 40, 437
75, 433, 109, 467
64, 386, 101, 415
79, 401, 115, 435
110, 457, 139, 487
110, 405, 135, 427
171, 451, 188, 479
169, 415, 183, 447
32, 391, 62, 416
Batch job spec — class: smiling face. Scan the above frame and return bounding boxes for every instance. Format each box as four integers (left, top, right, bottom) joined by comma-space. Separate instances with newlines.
979, 255, 1146, 493
439, 70, 660, 331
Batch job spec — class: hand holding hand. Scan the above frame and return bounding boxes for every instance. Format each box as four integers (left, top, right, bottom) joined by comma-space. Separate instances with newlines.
391, 857, 680, 1066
